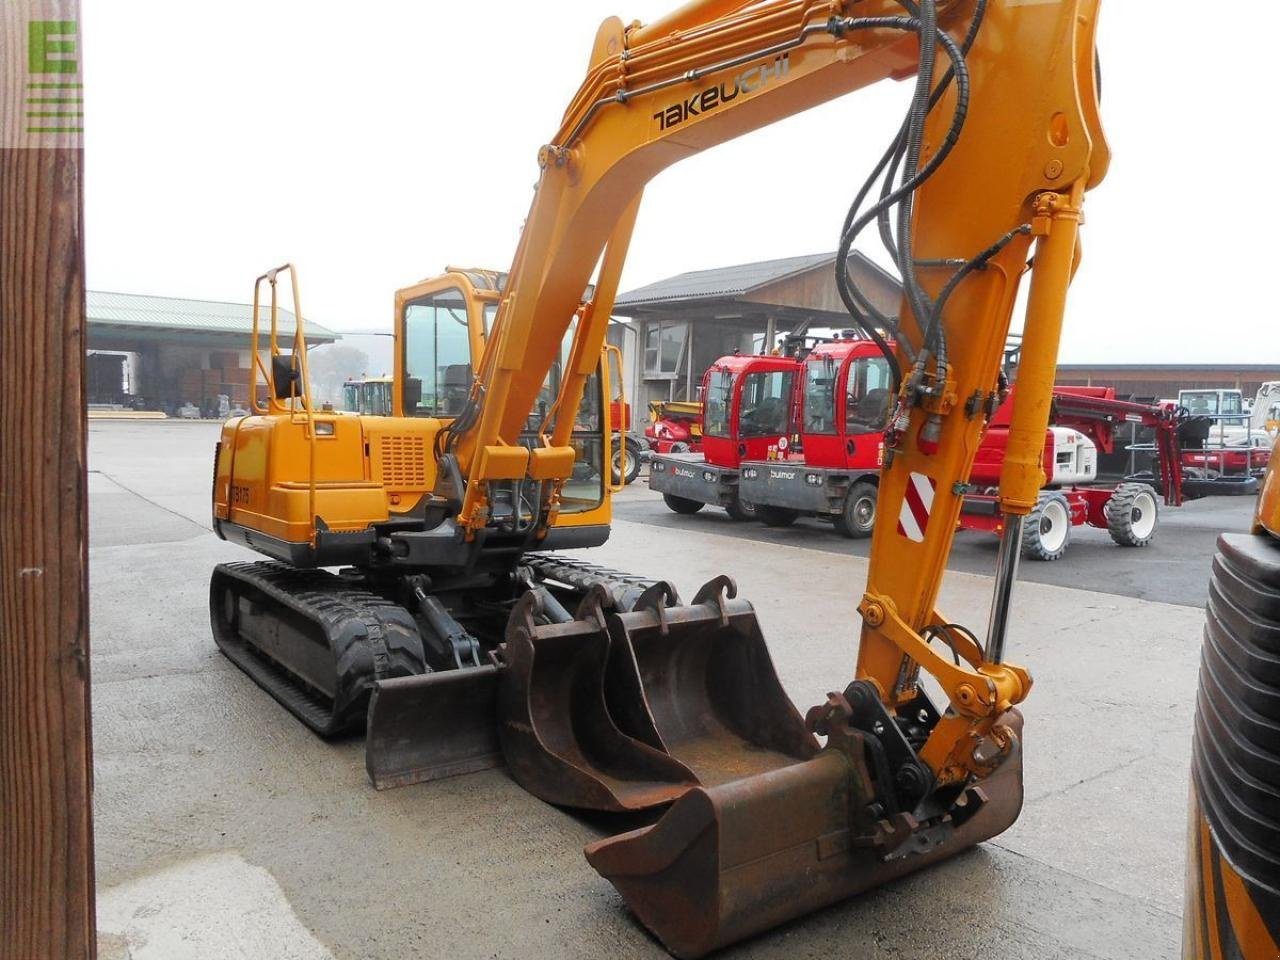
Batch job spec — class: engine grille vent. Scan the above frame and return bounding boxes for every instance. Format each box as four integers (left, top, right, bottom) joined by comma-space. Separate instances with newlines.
378, 435, 428, 488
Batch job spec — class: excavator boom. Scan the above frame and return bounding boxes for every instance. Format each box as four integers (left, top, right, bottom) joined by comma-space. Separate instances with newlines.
421, 0, 1109, 952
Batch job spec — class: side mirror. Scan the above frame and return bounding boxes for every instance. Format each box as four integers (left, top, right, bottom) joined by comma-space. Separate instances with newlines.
404, 377, 422, 413
272, 354, 300, 401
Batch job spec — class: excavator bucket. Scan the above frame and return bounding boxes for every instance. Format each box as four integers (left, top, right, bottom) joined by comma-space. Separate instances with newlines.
496, 586, 697, 811
586, 712, 1025, 959
603, 577, 818, 783
366, 664, 503, 790
496, 575, 817, 813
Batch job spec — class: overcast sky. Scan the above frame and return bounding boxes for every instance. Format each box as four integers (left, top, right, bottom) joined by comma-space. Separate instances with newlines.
81, 2, 1278, 364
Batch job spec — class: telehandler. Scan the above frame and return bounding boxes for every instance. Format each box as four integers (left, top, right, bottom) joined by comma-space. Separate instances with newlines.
206, 0, 1276, 956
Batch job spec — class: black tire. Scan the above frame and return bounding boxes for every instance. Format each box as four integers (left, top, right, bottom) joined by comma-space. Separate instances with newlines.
725, 497, 758, 522
669, 441, 691, 454
835, 481, 878, 539
663, 493, 704, 515
1105, 482, 1159, 548
756, 504, 800, 527
1020, 492, 1073, 561
611, 439, 642, 486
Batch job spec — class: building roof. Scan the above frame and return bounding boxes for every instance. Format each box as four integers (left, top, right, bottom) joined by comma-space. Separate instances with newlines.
614, 251, 896, 309
87, 290, 340, 342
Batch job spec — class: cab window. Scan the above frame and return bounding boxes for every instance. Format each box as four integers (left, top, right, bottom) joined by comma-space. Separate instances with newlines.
703, 369, 734, 437
845, 355, 891, 435
403, 288, 473, 417
739, 370, 792, 438
532, 320, 604, 515
803, 356, 838, 435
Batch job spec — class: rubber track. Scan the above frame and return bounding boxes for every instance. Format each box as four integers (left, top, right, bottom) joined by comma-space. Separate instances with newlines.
524, 553, 663, 612
211, 561, 425, 736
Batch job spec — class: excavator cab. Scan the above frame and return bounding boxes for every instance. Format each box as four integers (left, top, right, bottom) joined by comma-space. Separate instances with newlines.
210, 265, 621, 739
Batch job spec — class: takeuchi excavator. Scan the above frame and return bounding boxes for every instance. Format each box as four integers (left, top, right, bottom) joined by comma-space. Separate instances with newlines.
208, 1, 1276, 956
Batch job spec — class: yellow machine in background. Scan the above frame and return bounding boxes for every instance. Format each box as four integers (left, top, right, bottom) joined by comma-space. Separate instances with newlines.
204, 1, 1276, 956
1183, 437, 1280, 959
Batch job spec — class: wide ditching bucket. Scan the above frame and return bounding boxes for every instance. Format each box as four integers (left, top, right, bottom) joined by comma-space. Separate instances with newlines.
497, 578, 816, 812
497, 586, 698, 812
586, 712, 1026, 959
603, 577, 818, 784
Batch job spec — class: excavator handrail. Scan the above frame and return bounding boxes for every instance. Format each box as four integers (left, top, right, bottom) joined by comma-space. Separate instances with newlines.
250, 263, 319, 546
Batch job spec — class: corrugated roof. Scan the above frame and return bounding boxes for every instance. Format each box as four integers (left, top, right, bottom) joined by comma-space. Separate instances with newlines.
614, 251, 896, 308
87, 290, 340, 341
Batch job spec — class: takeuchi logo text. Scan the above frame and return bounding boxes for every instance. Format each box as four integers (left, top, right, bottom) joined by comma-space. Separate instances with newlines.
652, 54, 790, 131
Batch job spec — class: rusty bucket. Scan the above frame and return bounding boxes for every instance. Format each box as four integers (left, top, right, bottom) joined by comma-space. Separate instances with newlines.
496, 587, 697, 812
586, 711, 1026, 959
603, 576, 818, 784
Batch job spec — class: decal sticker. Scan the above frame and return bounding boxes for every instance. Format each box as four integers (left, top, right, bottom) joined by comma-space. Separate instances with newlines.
897, 471, 936, 543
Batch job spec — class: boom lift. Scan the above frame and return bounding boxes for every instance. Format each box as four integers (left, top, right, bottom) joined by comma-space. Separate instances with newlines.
204, 0, 1180, 955
959, 387, 1185, 560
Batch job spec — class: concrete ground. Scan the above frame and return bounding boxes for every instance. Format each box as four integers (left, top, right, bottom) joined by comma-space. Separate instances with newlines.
623, 466, 1257, 609
89, 420, 1241, 959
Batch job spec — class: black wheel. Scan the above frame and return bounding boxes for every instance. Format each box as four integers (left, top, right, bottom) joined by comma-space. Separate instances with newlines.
669, 441, 691, 454
663, 493, 704, 515
725, 497, 758, 522
611, 439, 642, 486
835, 481, 878, 539
756, 505, 799, 528
1020, 492, 1072, 561
1105, 482, 1159, 548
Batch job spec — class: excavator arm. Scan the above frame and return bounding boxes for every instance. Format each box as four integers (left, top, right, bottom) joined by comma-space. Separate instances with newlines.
452, 0, 1105, 809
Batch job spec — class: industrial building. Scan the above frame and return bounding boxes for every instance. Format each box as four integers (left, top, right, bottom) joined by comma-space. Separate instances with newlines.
86, 290, 339, 415
610, 251, 900, 408
1055, 363, 1280, 401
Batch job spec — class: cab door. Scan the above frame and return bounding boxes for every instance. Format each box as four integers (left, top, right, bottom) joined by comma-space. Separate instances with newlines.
835, 347, 892, 470
732, 359, 798, 466
799, 351, 844, 468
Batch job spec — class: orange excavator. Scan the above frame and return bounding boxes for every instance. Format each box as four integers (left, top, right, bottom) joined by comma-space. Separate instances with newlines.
206, 1, 1276, 956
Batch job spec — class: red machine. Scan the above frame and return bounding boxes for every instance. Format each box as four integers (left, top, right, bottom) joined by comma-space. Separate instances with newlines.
648, 353, 799, 518
960, 387, 1185, 560
737, 337, 891, 536
644, 399, 703, 455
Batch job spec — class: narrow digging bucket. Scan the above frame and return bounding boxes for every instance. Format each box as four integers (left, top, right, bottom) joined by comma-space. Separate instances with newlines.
366, 663, 503, 790
497, 587, 698, 812
586, 712, 1025, 959
603, 577, 818, 786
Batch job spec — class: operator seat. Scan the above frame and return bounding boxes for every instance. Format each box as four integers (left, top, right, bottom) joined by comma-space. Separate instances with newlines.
441, 363, 472, 416
849, 388, 890, 434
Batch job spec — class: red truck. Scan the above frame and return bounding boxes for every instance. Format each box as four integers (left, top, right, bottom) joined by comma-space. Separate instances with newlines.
736, 338, 891, 536
648, 353, 799, 520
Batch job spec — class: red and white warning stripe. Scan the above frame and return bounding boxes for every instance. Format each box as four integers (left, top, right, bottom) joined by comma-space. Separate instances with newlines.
897, 472, 937, 543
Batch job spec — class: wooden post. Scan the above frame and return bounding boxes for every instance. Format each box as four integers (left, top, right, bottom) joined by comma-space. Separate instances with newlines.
0, 4, 96, 958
